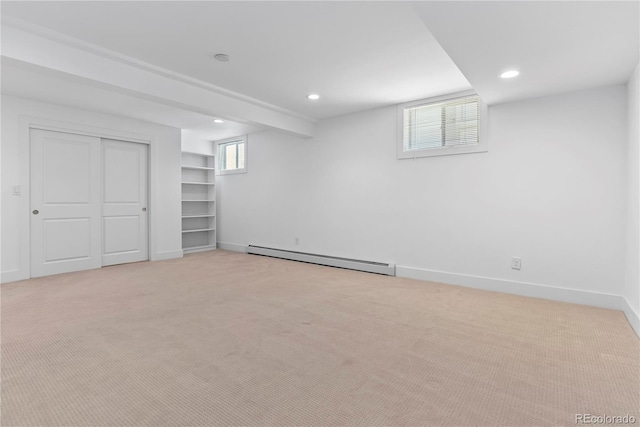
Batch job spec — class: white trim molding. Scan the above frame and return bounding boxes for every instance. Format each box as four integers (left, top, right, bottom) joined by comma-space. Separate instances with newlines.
396, 265, 638, 337
151, 250, 184, 261
217, 242, 248, 253
1, 269, 29, 284
622, 298, 640, 337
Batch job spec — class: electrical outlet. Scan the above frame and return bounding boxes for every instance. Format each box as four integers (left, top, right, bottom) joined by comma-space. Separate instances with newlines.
295, 237, 300, 246
511, 257, 522, 270
12, 185, 21, 196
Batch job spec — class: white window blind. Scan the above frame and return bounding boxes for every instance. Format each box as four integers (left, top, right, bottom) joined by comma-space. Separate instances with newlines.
403, 95, 479, 152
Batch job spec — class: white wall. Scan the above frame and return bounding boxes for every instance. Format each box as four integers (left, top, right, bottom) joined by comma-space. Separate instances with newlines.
216, 131, 305, 253
1, 95, 183, 283
219, 85, 630, 313
625, 63, 640, 333
181, 129, 214, 155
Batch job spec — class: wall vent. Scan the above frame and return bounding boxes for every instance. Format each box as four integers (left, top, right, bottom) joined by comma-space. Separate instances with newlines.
246, 245, 396, 276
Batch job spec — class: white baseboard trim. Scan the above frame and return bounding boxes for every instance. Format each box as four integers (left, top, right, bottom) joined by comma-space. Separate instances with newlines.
397, 266, 635, 333
622, 298, 640, 337
151, 249, 184, 261
2, 249, 185, 284
0, 269, 29, 284
217, 242, 248, 253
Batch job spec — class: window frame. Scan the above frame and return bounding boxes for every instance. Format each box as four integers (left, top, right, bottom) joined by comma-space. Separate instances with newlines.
217, 135, 247, 175
396, 90, 488, 159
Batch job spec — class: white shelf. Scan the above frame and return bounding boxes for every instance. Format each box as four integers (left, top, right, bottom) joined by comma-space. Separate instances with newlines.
182, 227, 216, 233
182, 165, 215, 171
182, 150, 214, 157
183, 244, 217, 254
182, 181, 215, 186
181, 149, 216, 252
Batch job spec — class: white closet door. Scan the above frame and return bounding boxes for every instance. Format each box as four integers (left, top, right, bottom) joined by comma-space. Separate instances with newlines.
30, 129, 102, 278
101, 139, 148, 266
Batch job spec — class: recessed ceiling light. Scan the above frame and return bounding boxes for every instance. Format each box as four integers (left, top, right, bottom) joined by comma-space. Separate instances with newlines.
214, 53, 230, 62
307, 94, 320, 100
213, 119, 224, 123
500, 70, 520, 79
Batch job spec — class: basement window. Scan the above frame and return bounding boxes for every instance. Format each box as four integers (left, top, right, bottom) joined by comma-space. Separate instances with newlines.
397, 91, 487, 159
217, 136, 247, 175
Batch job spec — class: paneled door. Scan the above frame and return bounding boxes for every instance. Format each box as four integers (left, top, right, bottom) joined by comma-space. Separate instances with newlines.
30, 129, 102, 277
101, 139, 148, 266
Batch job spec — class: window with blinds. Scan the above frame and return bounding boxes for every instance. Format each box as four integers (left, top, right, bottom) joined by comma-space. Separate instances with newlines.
397, 92, 487, 159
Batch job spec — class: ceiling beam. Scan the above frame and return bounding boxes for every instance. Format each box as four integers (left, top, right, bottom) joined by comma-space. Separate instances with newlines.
1, 20, 316, 138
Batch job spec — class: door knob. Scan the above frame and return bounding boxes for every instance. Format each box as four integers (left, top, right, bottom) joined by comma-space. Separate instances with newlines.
142, 207, 147, 212
32, 210, 39, 215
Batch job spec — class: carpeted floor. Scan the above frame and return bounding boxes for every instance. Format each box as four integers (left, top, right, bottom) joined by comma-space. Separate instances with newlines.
2, 250, 639, 426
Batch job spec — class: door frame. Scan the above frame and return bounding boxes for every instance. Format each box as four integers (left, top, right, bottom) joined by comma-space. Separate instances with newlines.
18, 116, 156, 281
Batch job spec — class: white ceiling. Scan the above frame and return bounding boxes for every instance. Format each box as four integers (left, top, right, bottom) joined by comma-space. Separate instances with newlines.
414, 1, 639, 105
1, 1, 471, 120
1, 59, 264, 141
1, 1, 638, 138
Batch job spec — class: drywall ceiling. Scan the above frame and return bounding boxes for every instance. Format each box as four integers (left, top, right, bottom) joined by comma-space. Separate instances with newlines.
413, 1, 639, 105
1, 1, 471, 120
2, 0, 637, 134
1, 60, 264, 141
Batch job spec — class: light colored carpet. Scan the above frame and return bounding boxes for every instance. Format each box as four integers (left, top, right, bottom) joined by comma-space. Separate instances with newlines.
2, 250, 638, 426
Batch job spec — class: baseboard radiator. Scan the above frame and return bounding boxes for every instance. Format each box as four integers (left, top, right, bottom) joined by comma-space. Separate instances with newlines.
246, 245, 396, 276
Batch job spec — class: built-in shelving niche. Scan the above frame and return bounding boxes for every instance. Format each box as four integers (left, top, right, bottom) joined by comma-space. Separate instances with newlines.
181, 151, 216, 253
